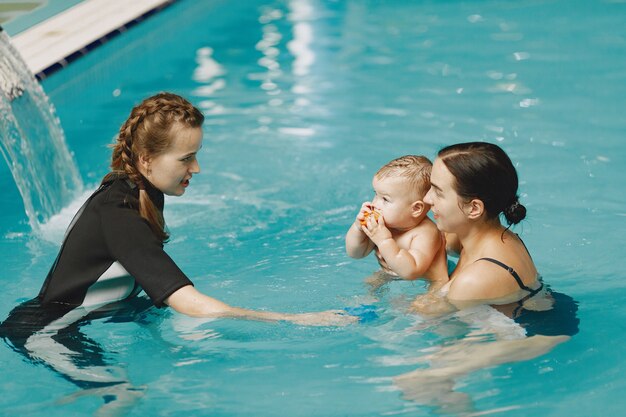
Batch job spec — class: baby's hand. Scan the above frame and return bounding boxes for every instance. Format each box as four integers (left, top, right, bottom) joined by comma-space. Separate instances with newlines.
356, 202, 382, 226
361, 211, 392, 245
359, 209, 381, 226
355, 202, 374, 227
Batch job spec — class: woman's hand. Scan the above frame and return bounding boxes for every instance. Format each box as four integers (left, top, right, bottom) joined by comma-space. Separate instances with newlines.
167, 286, 357, 326
410, 292, 456, 317
287, 310, 357, 326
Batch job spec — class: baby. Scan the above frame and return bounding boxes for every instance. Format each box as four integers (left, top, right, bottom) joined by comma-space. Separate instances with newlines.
345, 155, 444, 288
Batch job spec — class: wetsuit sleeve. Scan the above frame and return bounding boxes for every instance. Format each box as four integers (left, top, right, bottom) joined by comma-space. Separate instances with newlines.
99, 200, 193, 308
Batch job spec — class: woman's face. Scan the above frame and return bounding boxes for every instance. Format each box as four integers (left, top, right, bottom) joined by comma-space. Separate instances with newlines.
144, 125, 203, 196
423, 158, 468, 232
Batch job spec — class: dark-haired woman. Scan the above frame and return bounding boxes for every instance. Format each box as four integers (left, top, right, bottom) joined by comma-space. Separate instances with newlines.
396, 142, 578, 412
424, 141, 543, 309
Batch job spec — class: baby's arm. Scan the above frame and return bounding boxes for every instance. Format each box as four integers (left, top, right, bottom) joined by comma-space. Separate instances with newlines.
369, 224, 441, 280
345, 202, 376, 258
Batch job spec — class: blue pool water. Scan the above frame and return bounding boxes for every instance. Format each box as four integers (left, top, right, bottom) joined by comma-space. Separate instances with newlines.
1, 0, 625, 415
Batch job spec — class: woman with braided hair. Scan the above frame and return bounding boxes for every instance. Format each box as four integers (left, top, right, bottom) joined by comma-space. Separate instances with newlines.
0, 93, 353, 412
4, 92, 353, 323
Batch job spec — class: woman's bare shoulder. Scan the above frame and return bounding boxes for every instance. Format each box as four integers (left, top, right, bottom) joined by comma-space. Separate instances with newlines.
448, 261, 520, 303
484, 231, 538, 282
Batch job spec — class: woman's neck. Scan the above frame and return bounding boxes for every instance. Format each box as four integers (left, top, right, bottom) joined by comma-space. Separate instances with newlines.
456, 219, 504, 261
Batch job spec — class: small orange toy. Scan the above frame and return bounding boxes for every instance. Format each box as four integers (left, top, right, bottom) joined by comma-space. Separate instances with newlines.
360, 209, 381, 226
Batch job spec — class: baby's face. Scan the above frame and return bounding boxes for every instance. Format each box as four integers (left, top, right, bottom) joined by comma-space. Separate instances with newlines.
371, 176, 421, 229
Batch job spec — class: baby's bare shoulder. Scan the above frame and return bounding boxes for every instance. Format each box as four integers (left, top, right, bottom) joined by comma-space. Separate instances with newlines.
411, 218, 440, 240
403, 219, 441, 251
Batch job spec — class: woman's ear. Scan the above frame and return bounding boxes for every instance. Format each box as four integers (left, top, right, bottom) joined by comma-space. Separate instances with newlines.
137, 153, 151, 175
465, 199, 484, 220
411, 200, 425, 217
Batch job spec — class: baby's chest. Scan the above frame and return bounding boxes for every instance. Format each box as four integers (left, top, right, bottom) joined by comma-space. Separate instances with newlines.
391, 230, 417, 250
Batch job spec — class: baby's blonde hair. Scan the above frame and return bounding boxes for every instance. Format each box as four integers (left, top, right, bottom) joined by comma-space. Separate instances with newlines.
375, 155, 432, 199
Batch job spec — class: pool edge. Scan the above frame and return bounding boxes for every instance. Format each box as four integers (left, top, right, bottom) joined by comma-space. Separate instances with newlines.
9, 0, 177, 80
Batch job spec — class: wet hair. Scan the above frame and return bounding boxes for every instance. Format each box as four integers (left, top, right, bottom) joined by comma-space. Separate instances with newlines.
437, 142, 526, 226
375, 155, 432, 199
102, 92, 204, 241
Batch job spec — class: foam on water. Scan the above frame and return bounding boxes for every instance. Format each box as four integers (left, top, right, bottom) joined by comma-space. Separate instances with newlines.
37, 188, 94, 243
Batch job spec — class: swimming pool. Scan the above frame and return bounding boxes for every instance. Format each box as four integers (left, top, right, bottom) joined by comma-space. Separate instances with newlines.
1, 0, 625, 415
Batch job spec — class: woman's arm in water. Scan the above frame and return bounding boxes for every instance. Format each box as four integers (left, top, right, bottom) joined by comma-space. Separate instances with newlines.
165, 285, 356, 326
410, 292, 457, 316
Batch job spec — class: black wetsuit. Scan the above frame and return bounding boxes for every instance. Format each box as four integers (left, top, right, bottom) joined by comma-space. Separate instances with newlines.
39, 176, 192, 307
0, 176, 193, 386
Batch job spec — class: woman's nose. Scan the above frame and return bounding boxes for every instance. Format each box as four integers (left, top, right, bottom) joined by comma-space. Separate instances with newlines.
423, 188, 434, 205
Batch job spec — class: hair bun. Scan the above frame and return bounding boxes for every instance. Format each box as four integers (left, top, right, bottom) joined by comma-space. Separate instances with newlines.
503, 198, 526, 225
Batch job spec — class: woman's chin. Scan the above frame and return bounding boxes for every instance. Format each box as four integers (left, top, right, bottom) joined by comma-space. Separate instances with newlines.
164, 188, 185, 197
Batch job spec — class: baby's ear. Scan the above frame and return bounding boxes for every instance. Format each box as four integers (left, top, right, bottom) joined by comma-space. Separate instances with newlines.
411, 200, 425, 217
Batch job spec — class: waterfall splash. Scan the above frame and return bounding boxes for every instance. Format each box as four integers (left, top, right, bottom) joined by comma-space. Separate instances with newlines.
0, 27, 83, 232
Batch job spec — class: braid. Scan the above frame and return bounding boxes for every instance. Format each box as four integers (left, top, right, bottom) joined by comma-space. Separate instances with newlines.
103, 92, 204, 242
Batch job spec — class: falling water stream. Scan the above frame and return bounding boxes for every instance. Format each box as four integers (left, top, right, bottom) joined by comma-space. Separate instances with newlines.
0, 27, 82, 232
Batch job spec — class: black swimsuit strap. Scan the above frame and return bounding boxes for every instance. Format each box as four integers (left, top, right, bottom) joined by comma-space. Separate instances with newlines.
477, 238, 543, 314
477, 257, 543, 297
